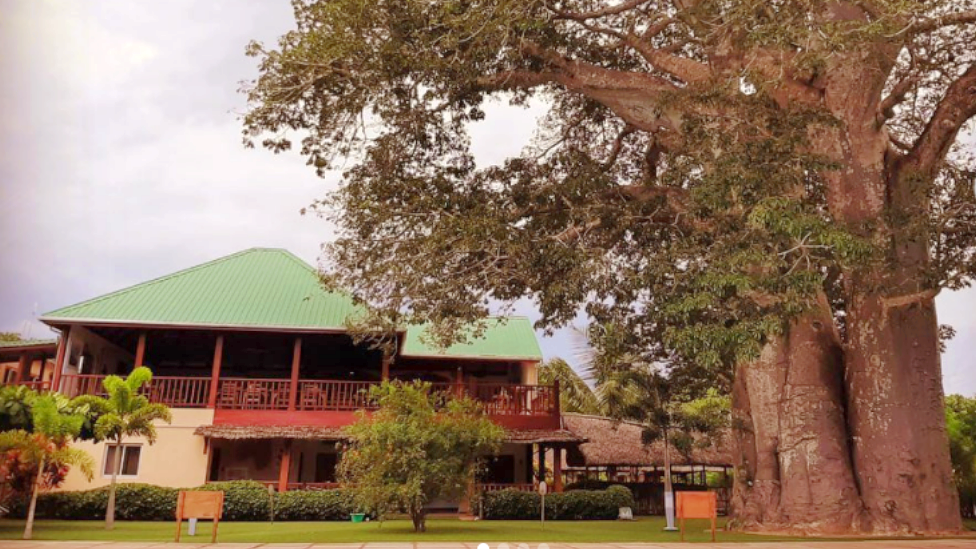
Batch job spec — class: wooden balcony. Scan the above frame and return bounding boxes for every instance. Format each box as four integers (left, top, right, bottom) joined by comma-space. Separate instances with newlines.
51, 375, 560, 429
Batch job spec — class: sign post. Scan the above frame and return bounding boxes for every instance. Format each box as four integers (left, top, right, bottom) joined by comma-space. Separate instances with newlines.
538, 480, 548, 530
675, 491, 717, 542
175, 491, 224, 543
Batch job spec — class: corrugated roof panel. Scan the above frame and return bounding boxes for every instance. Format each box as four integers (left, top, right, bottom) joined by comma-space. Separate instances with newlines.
41, 248, 363, 330
41, 248, 542, 360
401, 317, 543, 361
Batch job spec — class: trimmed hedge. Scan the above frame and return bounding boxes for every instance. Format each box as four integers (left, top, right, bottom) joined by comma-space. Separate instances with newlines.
480, 485, 634, 520
8, 481, 355, 522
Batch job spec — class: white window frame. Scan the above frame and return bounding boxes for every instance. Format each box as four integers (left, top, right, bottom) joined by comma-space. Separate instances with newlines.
102, 444, 142, 479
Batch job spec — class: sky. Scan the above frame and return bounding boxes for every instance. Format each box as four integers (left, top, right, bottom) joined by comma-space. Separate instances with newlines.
0, 0, 972, 396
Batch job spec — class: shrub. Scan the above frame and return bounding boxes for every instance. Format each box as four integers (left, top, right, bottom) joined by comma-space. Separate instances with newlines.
274, 489, 354, 521
480, 486, 634, 520
197, 480, 274, 521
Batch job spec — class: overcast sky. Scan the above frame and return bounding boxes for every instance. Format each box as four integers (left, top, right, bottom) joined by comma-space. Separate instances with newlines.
0, 0, 972, 396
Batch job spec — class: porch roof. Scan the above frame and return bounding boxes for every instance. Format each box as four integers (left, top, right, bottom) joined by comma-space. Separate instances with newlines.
40, 248, 541, 361
194, 424, 581, 444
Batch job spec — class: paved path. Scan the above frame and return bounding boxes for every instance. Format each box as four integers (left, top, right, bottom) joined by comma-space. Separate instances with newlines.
2, 541, 975, 549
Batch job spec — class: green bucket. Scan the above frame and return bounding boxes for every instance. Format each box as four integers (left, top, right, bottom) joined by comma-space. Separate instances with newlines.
350, 513, 366, 523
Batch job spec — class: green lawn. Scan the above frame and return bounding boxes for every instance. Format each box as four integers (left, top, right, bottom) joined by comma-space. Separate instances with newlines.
0, 517, 790, 543
1, 518, 972, 544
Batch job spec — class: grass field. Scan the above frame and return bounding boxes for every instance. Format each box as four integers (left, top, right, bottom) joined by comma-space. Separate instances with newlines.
0, 517, 789, 543
0, 518, 972, 544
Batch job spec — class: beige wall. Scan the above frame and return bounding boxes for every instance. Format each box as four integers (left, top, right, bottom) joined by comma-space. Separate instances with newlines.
59, 408, 214, 491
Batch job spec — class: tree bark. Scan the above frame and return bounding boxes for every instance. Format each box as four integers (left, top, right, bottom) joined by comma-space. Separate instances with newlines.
731, 302, 863, 534
106, 440, 123, 530
23, 457, 44, 540
845, 289, 961, 533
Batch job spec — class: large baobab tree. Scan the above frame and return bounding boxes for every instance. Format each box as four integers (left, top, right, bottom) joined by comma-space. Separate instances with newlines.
243, 0, 976, 534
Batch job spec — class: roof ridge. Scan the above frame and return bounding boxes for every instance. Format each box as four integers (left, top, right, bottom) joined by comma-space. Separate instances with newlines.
42, 248, 283, 318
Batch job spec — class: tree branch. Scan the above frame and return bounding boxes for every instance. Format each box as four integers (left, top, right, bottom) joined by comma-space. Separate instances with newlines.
909, 10, 976, 35
904, 63, 976, 177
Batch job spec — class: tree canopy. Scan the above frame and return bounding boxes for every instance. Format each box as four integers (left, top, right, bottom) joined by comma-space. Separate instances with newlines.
338, 381, 503, 532
245, 0, 976, 534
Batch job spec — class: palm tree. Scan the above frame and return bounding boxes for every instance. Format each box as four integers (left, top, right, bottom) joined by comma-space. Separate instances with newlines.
575, 323, 729, 531
537, 358, 601, 415
18, 396, 93, 539
73, 367, 171, 530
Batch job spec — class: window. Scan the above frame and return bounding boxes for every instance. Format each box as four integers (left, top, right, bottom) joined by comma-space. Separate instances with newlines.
103, 445, 142, 477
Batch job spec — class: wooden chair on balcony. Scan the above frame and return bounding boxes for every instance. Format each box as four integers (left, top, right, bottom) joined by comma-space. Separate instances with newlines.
243, 382, 268, 409
219, 381, 241, 409
301, 384, 324, 410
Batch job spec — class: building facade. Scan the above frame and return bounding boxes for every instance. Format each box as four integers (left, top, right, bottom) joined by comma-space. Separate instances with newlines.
13, 248, 578, 505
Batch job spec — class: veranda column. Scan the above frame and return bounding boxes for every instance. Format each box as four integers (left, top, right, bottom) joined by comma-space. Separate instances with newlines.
537, 444, 546, 483
14, 353, 29, 384
278, 440, 293, 492
207, 335, 224, 408
381, 355, 390, 381
50, 327, 71, 392
288, 337, 302, 410
553, 446, 563, 493
134, 332, 147, 367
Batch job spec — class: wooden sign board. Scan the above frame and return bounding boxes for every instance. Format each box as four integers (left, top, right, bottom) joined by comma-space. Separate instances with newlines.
175, 491, 224, 543
676, 491, 717, 542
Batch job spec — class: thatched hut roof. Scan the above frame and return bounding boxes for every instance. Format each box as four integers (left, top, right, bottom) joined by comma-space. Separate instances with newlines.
562, 413, 733, 468
196, 424, 583, 444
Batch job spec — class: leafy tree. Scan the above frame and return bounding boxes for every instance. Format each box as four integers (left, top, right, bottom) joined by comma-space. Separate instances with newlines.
16, 396, 93, 539
244, 0, 976, 533
73, 367, 172, 530
0, 333, 21, 342
338, 381, 503, 532
946, 394, 976, 519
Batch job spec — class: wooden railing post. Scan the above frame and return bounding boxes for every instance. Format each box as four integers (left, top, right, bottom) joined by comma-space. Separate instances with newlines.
288, 337, 302, 411
553, 446, 564, 493
207, 335, 224, 408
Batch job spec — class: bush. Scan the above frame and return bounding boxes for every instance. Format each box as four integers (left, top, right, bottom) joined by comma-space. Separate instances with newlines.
480, 486, 634, 520
274, 489, 354, 521
197, 480, 274, 521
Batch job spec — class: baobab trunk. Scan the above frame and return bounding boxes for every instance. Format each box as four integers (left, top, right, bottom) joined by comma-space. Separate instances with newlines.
846, 288, 961, 533
731, 302, 863, 534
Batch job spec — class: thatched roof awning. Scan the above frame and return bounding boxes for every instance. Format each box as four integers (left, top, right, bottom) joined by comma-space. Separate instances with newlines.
196, 425, 583, 445
195, 425, 347, 441
505, 429, 583, 444
562, 413, 733, 468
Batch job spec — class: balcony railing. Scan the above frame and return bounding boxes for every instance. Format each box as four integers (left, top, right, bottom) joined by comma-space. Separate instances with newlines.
3, 380, 51, 392
49, 375, 558, 417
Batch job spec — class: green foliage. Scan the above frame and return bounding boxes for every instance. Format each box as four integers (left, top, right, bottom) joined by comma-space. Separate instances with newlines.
274, 489, 355, 521
537, 358, 600, 415
197, 481, 274, 521
8, 482, 357, 522
339, 381, 504, 531
947, 394, 976, 518
0, 332, 21, 342
480, 486, 634, 520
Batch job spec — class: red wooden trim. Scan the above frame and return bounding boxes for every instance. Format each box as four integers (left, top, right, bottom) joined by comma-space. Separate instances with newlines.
134, 332, 147, 367
381, 356, 390, 381
287, 337, 302, 410
208, 335, 224, 408
278, 441, 292, 493
213, 409, 359, 427
50, 327, 70, 392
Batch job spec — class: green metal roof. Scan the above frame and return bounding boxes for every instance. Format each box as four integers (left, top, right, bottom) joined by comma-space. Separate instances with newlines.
0, 338, 56, 349
402, 317, 542, 361
41, 248, 364, 331
40, 248, 542, 361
